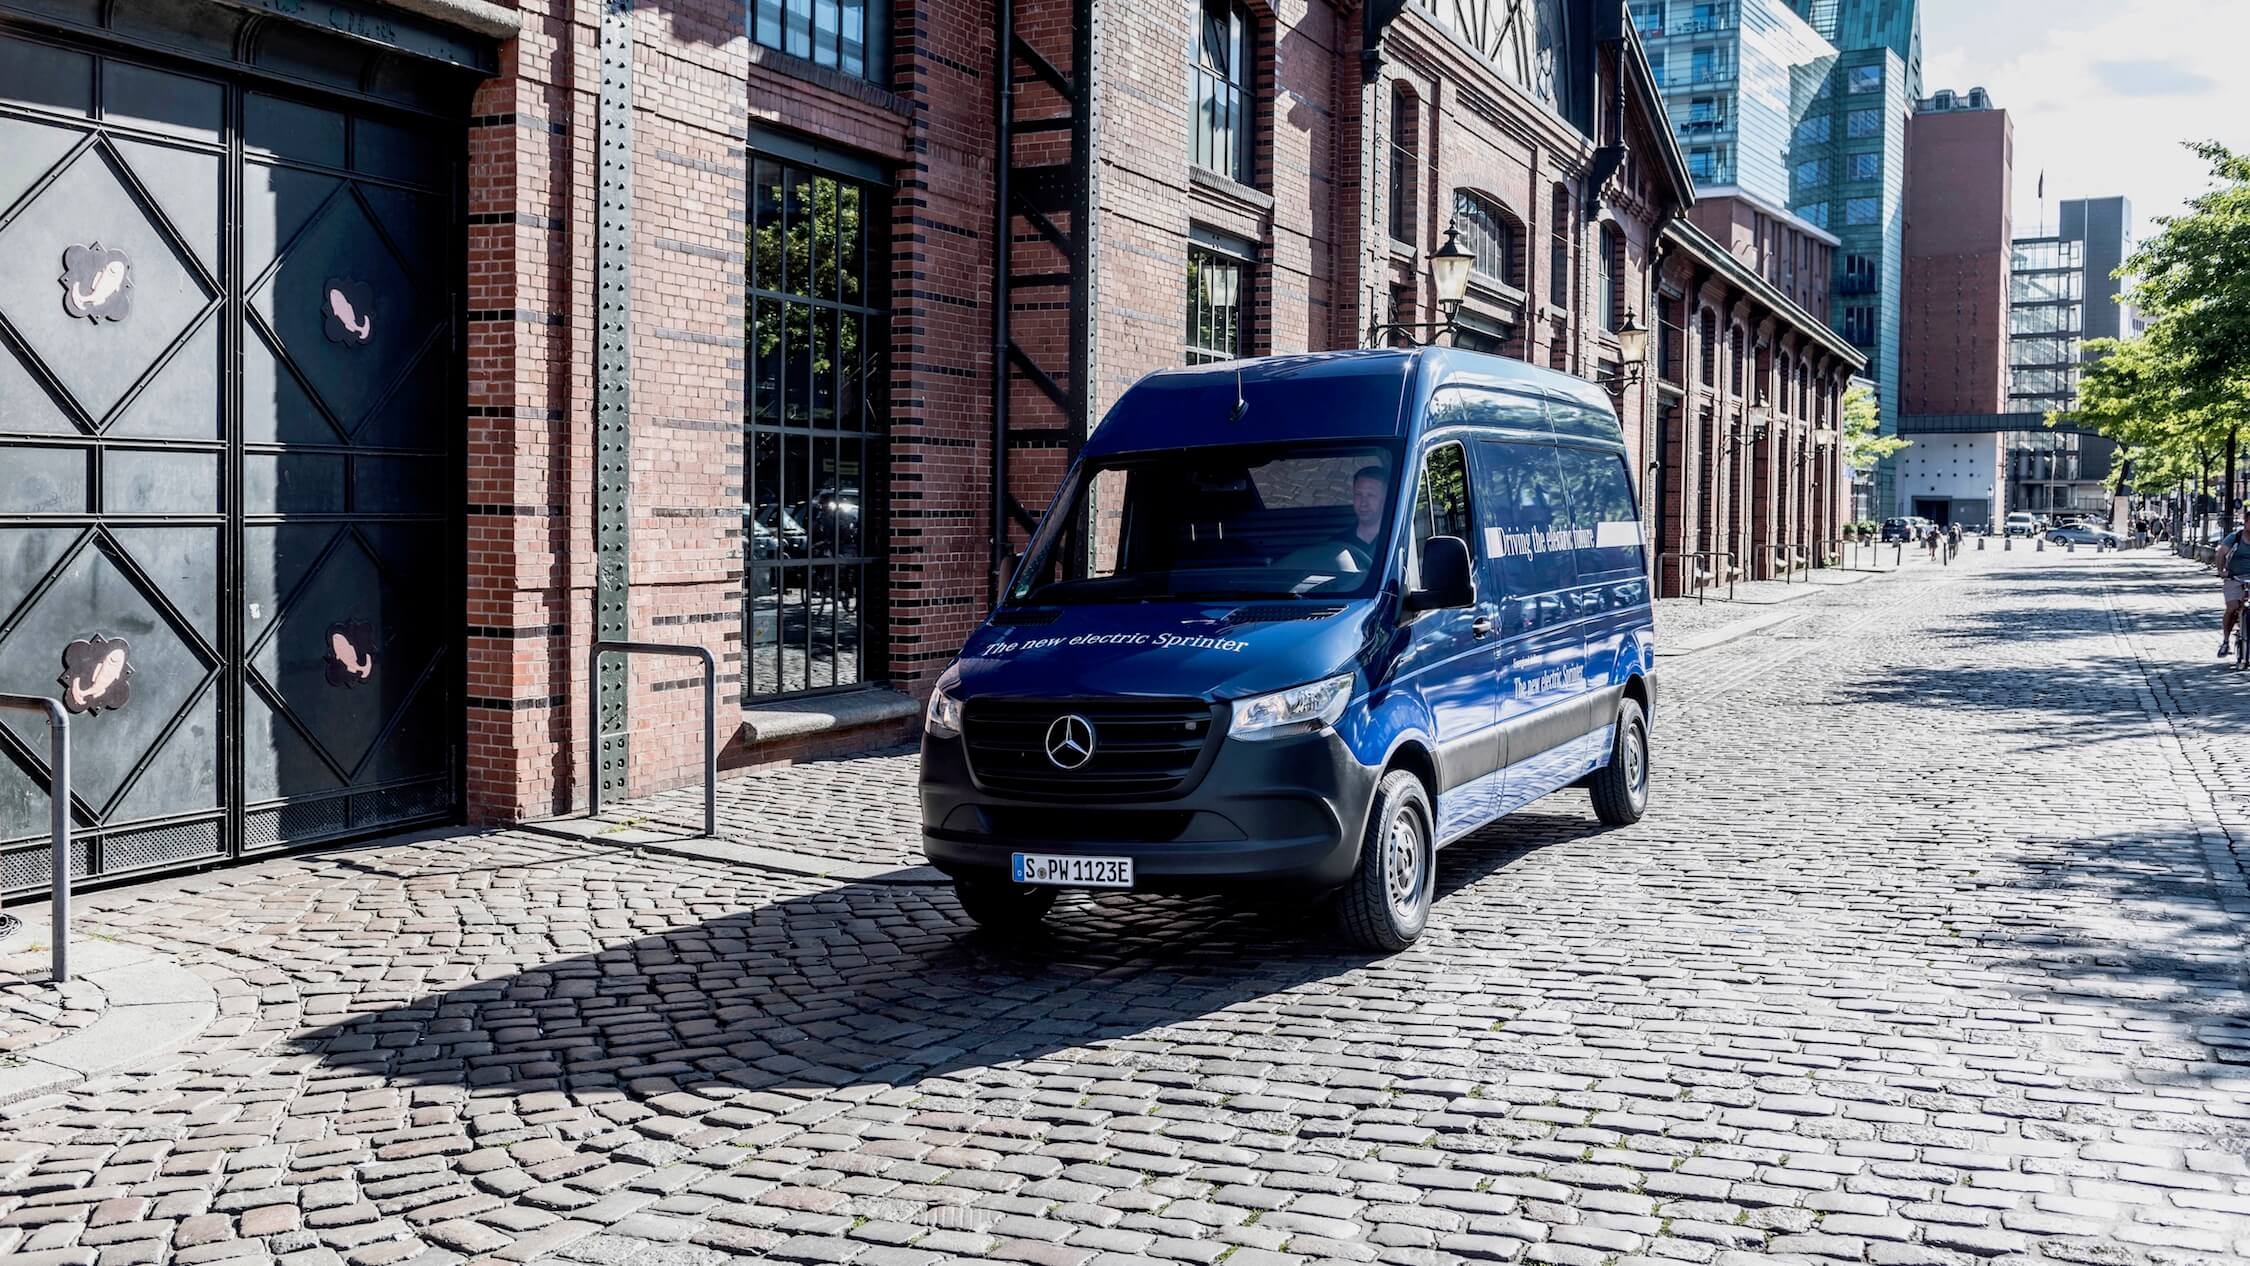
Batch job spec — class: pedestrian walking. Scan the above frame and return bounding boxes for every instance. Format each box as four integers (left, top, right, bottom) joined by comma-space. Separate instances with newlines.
1947, 523, 1962, 562
1925, 527, 1940, 562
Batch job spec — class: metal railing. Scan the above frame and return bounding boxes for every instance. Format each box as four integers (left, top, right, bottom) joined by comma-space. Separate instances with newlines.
588, 641, 718, 838
1667, 550, 1736, 603
1766, 543, 1812, 584
0, 694, 70, 982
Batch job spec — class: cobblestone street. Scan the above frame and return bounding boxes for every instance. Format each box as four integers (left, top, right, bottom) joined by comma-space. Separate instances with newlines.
3, 549, 2248, 1266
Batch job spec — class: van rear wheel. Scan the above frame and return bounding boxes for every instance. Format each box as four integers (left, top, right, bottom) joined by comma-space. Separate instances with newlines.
954, 877, 1057, 934
1589, 698, 1650, 826
1335, 770, 1435, 953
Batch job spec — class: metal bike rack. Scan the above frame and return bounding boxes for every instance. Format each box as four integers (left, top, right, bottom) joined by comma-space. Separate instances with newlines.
0, 693, 71, 982
588, 641, 717, 838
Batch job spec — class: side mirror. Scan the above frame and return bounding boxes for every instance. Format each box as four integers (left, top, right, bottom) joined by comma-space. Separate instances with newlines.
995, 551, 1024, 602
1406, 535, 1476, 612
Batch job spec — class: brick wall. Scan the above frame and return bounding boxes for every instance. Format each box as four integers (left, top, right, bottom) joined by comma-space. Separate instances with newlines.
1901, 104, 2012, 415
462, 0, 983, 821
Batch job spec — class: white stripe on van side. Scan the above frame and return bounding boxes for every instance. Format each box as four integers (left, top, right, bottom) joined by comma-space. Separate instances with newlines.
1595, 521, 1641, 549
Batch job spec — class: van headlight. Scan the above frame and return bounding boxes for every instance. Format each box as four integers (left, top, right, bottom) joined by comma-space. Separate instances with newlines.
1228, 674, 1353, 740
925, 682, 964, 737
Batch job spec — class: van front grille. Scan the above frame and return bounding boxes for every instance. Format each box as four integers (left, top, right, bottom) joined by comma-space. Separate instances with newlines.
962, 699, 1218, 798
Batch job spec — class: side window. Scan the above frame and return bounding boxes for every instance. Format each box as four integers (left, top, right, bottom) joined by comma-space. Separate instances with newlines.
1475, 441, 1574, 596
1548, 400, 1618, 443
1554, 445, 1644, 578
1408, 441, 1475, 589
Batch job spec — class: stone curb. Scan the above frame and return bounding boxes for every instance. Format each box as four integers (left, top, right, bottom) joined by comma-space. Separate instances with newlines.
0, 936, 217, 1110
1656, 608, 1805, 658
518, 818, 948, 886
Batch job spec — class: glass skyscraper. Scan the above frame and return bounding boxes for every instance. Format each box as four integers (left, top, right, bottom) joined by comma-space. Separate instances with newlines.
1633, 0, 1837, 205
1635, 2, 1917, 468
1786, 0, 1920, 510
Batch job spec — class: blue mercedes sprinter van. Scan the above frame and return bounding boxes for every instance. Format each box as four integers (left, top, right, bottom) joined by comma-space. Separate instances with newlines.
920, 348, 1655, 950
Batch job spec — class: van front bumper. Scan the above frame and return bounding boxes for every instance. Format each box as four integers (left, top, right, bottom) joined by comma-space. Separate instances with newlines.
919, 725, 1378, 893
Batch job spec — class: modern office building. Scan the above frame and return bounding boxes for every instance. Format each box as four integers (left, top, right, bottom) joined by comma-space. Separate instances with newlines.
2004, 197, 2134, 516
1633, 0, 1838, 208
1785, 0, 1919, 510
1899, 193, 2133, 524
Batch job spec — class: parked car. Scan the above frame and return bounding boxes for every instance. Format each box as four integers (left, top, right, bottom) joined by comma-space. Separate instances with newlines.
920, 348, 1656, 951
2004, 512, 2040, 538
750, 504, 809, 559
1880, 517, 1914, 542
2046, 523, 2123, 548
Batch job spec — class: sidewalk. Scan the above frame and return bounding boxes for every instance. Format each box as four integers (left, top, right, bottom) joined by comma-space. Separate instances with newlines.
0, 931, 218, 1110
1656, 565, 1877, 654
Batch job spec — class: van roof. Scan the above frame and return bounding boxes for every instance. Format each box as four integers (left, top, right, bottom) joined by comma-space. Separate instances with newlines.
1083, 348, 1621, 460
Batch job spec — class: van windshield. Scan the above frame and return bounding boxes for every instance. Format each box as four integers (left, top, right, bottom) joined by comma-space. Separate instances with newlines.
1006, 442, 1402, 605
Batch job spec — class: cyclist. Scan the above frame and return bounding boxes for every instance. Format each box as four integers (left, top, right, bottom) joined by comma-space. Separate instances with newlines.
2218, 505, 2250, 657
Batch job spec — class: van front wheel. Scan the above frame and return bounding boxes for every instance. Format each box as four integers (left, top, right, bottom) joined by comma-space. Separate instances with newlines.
954, 877, 1058, 934
1589, 698, 1650, 826
1335, 770, 1435, 953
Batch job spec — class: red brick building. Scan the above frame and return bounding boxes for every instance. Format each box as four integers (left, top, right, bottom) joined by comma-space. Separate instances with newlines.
1901, 86, 2011, 416
1652, 219, 1865, 593
0, 0, 1857, 888
1684, 190, 1836, 326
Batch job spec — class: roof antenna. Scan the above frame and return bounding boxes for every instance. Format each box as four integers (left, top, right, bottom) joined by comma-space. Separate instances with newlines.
1230, 365, 1249, 422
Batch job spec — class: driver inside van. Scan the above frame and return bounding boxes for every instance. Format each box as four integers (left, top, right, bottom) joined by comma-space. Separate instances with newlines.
1270, 462, 1388, 591
1335, 465, 1389, 572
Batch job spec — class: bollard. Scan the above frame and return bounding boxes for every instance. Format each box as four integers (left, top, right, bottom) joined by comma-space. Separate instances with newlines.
1977, 535, 1986, 551
2005, 535, 2012, 551
2036, 536, 2044, 552
2068, 540, 2076, 553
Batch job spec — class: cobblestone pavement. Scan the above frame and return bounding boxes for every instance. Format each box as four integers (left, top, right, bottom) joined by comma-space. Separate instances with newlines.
0, 946, 99, 1055
3, 549, 2248, 1266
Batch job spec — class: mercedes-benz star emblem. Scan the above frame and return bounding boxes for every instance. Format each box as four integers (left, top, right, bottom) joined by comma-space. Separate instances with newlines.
1044, 713, 1096, 770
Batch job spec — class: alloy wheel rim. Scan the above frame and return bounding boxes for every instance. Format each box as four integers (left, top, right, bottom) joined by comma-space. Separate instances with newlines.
1384, 810, 1424, 923
1625, 721, 1647, 801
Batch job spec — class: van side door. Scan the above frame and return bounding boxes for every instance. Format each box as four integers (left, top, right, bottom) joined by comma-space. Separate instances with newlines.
1401, 439, 1501, 840
1474, 438, 1592, 817
1553, 439, 1651, 743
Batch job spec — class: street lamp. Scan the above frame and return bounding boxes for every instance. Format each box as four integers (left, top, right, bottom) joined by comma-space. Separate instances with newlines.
1367, 220, 1477, 346
1200, 257, 1237, 311
1429, 222, 1473, 322
1745, 395, 1773, 445
1603, 309, 1649, 395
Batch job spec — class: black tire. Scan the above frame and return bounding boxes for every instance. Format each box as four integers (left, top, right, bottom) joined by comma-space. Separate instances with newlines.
954, 877, 1057, 933
1334, 770, 1435, 953
1589, 697, 1651, 826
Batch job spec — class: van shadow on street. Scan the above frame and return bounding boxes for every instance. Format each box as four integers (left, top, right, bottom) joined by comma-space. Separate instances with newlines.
294, 809, 1609, 1111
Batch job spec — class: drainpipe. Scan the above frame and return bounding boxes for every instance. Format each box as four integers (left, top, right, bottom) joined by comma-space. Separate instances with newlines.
989, 0, 1014, 605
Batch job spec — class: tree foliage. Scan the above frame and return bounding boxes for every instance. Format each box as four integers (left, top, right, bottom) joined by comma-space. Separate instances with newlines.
1840, 382, 1905, 475
2057, 142, 2250, 500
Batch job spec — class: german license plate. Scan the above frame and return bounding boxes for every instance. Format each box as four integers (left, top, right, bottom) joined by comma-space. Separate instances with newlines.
1012, 853, 1133, 888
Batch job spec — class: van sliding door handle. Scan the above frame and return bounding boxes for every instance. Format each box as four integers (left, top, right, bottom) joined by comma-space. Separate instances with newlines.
1471, 616, 1493, 639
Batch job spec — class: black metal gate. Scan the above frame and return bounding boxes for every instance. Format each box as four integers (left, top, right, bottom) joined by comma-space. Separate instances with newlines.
0, 23, 464, 893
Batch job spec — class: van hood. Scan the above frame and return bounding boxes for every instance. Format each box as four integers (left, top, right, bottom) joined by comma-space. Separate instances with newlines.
949, 601, 1380, 702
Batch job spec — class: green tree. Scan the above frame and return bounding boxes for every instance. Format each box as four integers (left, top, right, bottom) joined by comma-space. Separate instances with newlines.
2124, 142, 2250, 396
1840, 382, 1906, 477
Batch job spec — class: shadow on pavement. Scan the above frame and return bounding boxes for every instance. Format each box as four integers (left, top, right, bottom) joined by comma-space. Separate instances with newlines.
295, 808, 1606, 1101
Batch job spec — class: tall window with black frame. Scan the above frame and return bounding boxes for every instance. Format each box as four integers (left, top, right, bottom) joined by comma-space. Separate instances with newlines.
1389, 84, 1418, 244
744, 157, 888, 699
1186, 248, 1247, 363
1193, 0, 1254, 183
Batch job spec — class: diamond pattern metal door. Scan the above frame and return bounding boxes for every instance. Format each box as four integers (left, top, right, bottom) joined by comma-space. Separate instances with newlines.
0, 38, 229, 886
237, 93, 456, 852
0, 32, 459, 892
